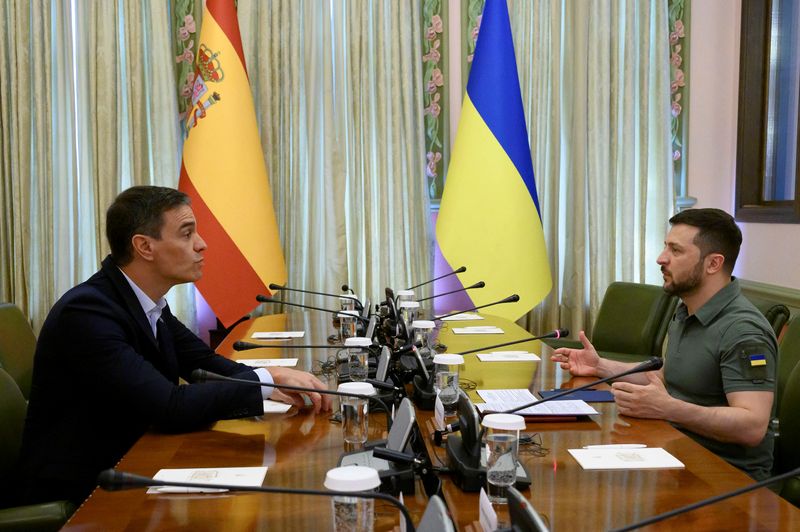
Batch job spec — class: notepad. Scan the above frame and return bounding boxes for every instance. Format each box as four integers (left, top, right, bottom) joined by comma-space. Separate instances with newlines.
238, 358, 299, 367
146, 466, 268, 493
251, 331, 305, 339
568, 448, 685, 470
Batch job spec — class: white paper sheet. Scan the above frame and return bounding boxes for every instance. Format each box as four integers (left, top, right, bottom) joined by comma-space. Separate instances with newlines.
146, 466, 268, 494
251, 331, 305, 339
438, 313, 485, 321
262, 400, 292, 414
238, 358, 299, 367
452, 326, 504, 335
568, 448, 685, 470
476, 351, 540, 362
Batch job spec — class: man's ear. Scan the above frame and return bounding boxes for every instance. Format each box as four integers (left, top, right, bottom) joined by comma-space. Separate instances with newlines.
705, 253, 725, 275
131, 234, 155, 262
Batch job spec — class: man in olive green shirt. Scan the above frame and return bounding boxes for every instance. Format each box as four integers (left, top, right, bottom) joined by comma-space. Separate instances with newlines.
552, 208, 777, 479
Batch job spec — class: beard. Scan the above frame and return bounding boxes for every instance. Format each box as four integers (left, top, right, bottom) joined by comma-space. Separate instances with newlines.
662, 258, 704, 296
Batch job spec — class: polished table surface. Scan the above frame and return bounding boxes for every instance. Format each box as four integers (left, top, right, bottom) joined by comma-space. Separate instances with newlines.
63, 312, 800, 531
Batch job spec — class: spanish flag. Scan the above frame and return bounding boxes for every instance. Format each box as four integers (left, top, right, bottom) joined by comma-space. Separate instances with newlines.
178, 0, 286, 327
436, 0, 551, 322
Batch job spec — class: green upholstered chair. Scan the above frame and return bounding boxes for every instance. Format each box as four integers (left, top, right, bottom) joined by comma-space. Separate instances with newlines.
544, 282, 678, 362
743, 293, 791, 338
776, 361, 800, 507
0, 369, 75, 531
0, 303, 37, 399
777, 317, 800, 409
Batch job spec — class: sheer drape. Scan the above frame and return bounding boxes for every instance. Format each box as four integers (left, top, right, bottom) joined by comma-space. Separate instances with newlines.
0, 1, 189, 330
509, 0, 673, 335
238, 0, 431, 308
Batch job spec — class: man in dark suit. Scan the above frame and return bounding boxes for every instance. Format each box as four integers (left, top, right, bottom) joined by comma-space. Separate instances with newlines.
19, 186, 331, 505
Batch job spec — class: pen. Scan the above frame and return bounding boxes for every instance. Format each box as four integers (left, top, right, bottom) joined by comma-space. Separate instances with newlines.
583, 444, 647, 449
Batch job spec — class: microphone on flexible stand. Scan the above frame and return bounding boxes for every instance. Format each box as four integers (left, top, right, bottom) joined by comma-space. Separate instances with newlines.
416, 281, 485, 303
256, 295, 370, 323
611, 465, 800, 531
190, 369, 393, 429
269, 283, 363, 311
342, 284, 356, 295
435, 294, 520, 321
407, 266, 467, 291
500, 356, 663, 414
96, 469, 417, 532
455, 328, 570, 356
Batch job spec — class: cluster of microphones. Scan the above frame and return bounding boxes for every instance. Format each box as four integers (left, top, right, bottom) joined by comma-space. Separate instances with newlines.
97, 266, 797, 531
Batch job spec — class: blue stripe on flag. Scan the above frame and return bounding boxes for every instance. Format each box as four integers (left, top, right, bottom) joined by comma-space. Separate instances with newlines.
466, 0, 540, 213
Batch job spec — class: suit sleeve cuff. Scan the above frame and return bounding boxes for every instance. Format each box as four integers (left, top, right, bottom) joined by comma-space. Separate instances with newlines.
253, 368, 274, 400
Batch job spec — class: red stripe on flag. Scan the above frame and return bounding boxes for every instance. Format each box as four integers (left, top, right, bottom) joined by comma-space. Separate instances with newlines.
206, 0, 248, 76
179, 164, 272, 327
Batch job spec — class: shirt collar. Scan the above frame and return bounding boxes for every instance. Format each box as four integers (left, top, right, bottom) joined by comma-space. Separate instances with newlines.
676, 277, 740, 326
118, 268, 167, 320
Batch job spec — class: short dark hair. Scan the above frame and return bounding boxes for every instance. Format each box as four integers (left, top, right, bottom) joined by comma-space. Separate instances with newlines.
106, 186, 191, 265
669, 208, 742, 274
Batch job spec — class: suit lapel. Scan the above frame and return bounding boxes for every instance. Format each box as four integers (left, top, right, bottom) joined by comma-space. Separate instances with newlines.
101, 256, 160, 350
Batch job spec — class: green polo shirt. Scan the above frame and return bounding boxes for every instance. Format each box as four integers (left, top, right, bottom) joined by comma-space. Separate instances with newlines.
664, 278, 777, 480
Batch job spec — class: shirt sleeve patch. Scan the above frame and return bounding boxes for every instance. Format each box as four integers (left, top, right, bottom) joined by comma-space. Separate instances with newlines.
749, 354, 767, 367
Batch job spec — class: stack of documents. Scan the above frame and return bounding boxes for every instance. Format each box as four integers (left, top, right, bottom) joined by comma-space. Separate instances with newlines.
238, 358, 299, 367
476, 389, 598, 416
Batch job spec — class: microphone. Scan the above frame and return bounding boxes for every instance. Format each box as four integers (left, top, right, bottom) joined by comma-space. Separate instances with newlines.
611, 465, 800, 531
190, 369, 393, 428
416, 281, 485, 302
96, 469, 416, 532
342, 284, 355, 295
372, 446, 424, 466
500, 357, 664, 414
435, 294, 520, 321
269, 283, 363, 310
433, 421, 460, 446
256, 295, 369, 323
407, 266, 467, 290
456, 329, 570, 356
233, 341, 345, 351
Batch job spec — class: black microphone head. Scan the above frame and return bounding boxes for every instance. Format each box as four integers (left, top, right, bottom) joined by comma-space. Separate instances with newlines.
97, 469, 126, 491
268, 283, 283, 291
555, 328, 570, 338
639, 356, 664, 371
473, 281, 486, 288
454, 266, 467, 273
256, 294, 272, 303
232, 341, 248, 351
503, 294, 521, 303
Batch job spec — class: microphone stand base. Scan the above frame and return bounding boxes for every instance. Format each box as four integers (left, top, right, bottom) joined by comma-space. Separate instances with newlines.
445, 436, 532, 493
411, 375, 437, 410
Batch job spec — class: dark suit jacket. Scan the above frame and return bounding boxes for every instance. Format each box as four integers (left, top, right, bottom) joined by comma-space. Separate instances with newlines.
19, 256, 264, 505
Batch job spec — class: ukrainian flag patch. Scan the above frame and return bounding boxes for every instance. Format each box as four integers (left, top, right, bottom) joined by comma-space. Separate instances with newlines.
749, 354, 767, 367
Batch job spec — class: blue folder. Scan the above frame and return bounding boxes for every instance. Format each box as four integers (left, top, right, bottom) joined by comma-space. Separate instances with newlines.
537, 389, 615, 402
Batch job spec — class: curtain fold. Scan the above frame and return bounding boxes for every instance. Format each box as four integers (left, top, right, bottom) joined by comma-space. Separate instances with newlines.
509, 0, 673, 335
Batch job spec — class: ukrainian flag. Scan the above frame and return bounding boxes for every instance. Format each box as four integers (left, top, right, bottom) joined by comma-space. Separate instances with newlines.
436, 0, 551, 321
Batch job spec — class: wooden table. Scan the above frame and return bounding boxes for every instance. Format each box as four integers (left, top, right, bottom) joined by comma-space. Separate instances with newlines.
63, 312, 800, 531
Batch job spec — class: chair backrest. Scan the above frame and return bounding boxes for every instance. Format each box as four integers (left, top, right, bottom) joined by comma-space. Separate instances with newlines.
591, 282, 678, 357
777, 360, 800, 475
0, 302, 36, 399
778, 317, 800, 410
0, 368, 27, 497
744, 294, 791, 337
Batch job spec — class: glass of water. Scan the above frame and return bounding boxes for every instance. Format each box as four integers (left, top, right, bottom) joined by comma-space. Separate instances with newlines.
324, 466, 381, 532
338, 382, 375, 444
433, 353, 464, 418
338, 310, 359, 342
345, 337, 372, 382
482, 414, 525, 504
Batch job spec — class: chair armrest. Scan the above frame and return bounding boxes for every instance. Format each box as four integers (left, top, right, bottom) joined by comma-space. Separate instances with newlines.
0, 500, 76, 532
